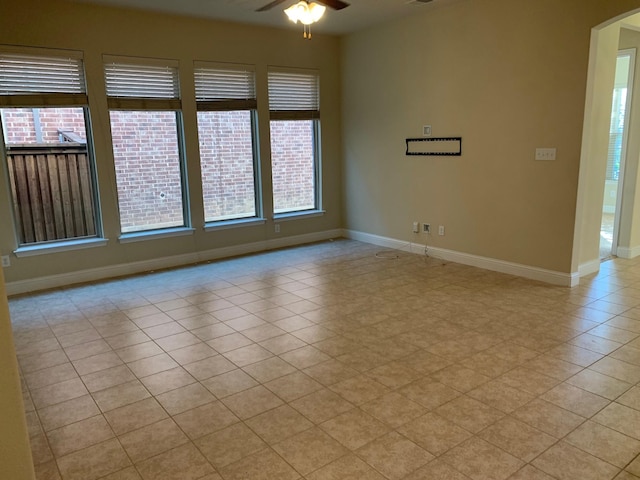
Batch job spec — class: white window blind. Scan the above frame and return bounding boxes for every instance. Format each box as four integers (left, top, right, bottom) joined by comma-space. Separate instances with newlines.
268, 70, 319, 120
104, 61, 181, 110
195, 65, 255, 100
0, 52, 87, 106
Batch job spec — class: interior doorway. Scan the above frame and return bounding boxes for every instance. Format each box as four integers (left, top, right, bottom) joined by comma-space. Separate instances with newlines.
600, 49, 635, 260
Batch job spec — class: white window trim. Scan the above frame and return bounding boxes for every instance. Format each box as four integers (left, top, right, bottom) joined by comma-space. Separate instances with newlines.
14, 238, 108, 257
118, 227, 195, 244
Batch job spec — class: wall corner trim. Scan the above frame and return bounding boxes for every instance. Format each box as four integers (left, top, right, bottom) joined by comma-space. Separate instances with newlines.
616, 245, 640, 259
344, 229, 576, 287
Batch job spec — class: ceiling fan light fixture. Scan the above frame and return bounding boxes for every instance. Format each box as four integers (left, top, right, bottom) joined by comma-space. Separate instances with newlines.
284, 1, 326, 26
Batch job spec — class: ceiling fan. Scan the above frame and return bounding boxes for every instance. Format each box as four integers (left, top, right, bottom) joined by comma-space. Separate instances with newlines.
256, 0, 350, 13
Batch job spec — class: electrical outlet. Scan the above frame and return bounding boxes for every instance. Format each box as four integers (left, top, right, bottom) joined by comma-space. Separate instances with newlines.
1, 255, 10, 267
412, 221, 419, 233
535, 148, 556, 161
438, 225, 445, 236
275, 224, 280, 233
423, 223, 430, 234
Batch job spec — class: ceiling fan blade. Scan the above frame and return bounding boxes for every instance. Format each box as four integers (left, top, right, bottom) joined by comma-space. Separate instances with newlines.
316, 0, 350, 10
256, 0, 290, 12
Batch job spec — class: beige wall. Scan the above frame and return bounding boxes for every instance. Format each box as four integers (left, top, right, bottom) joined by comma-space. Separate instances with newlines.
0, 0, 342, 289
0, 266, 35, 479
342, 0, 640, 274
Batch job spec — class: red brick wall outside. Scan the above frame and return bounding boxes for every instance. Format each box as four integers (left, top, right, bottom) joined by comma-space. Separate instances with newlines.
2, 109, 317, 231
198, 110, 256, 221
270, 120, 315, 212
2, 108, 86, 144
109, 111, 184, 232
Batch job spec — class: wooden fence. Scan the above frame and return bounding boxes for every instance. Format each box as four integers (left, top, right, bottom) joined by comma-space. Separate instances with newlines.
6, 144, 96, 244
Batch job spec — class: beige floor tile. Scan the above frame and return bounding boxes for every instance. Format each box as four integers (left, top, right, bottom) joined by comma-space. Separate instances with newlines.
590, 357, 640, 384
174, 400, 238, 440
246, 404, 313, 444
221, 385, 284, 419
273, 427, 348, 475
258, 333, 308, 355
33, 460, 62, 480
467, 380, 534, 413
31, 377, 88, 409
38, 395, 100, 432
399, 378, 461, 410
183, 355, 236, 381
202, 368, 258, 398
360, 391, 426, 428
513, 398, 585, 438
24, 362, 78, 390
508, 465, 558, 480
570, 333, 623, 355
320, 409, 388, 450
168, 342, 217, 365
264, 371, 324, 402
302, 359, 359, 386
155, 383, 215, 415
242, 356, 297, 383
403, 459, 470, 480
593, 402, 640, 440
47, 414, 114, 457
18, 348, 68, 374
397, 412, 472, 456
435, 395, 505, 434
497, 367, 560, 396
195, 422, 267, 468
155, 332, 201, 351
57, 328, 101, 348
547, 344, 604, 367
104, 397, 168, 435
589, 324, 640, 343
72, 351, 123, 376
219, 448, 300, 480
30, 432, 54, 465
357, 431, 433, 480
616, 471, 640, 480
176, 313, 218, 330
56, 438, 131, 480
142, 321, 186, 340
119, 418, 188, 463
611, 345, 640, 367
541, 382, 611, 417
440, 437, 524, 480
567, 369, 633, 400
525, 354, 583, 381
223, 344, 273, 367
280, 345, 331, 369
533, 441, 620, 480
478, 416, 556, 462
364, 361, 422, 389
290, 388, 355, 424
136, 443, 214, 480
306, 453, 386, 480
127, 353, 179, 378
105, 330, 150, 350
566, 420, 640, 468
81, 365, 137, 393
115, 341, 163, 363
241, 324, 287, 342
64, 339, 112, 361
628, 455, 640, 476
138, 366, 196, 396
329, 375, 389, 405
457, 351, 518, 378
206, 333, 253, 353
618, 386, 640, 411
92, 380, 151, 412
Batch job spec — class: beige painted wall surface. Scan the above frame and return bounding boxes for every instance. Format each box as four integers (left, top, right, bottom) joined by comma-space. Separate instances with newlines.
0, 266, 35, 479
0, 0, 342, 287
342, 0, 640, 273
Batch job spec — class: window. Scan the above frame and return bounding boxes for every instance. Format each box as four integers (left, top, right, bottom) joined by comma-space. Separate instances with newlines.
268, 69, 320, 214
104, 58, 187, 234
0, 50, 100, 246
194, 63, 260, 223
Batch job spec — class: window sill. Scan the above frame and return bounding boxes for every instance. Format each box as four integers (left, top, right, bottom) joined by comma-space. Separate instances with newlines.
14, 238, 108, 258
119, 227, 195, 244
204, 218, 266, 232
273, 210, 326, 222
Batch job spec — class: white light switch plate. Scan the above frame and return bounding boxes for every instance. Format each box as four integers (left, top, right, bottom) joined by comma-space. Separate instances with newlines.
535, 148, 556, 161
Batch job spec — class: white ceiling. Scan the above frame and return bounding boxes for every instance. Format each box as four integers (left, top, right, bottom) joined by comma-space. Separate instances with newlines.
70, 0, 441, 35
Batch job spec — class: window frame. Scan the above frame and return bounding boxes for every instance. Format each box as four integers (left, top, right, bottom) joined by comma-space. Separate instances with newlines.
103, 56, 191, 238
194, 62, 263, 227
267, 67, 322, 217
0, 47, 103, 251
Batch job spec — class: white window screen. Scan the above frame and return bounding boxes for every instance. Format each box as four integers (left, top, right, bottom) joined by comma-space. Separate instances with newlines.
194, 64, 256, 110
268, 70, 319, 119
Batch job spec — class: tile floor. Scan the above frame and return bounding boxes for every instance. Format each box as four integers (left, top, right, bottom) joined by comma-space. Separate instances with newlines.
9, 239, 640, 480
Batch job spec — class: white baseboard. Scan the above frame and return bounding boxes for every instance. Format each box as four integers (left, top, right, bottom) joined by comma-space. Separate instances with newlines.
616, 245, 640, 259
6, 229, 343, 296
345, 229, 576, 286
